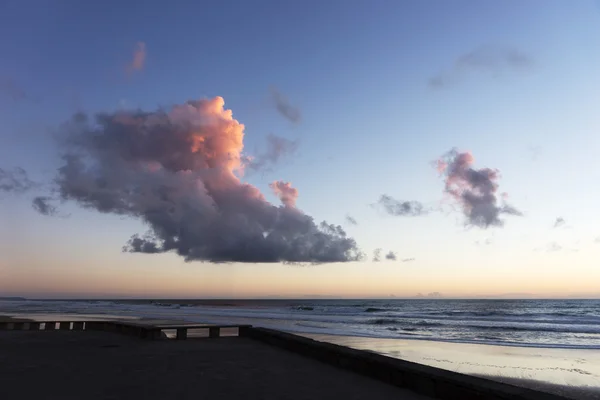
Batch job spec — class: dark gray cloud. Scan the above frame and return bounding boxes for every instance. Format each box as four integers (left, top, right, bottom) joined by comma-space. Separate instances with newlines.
246, 134, 298, 171
376, 195, 428, 217
32, 196, 58, 216
429, 45, 534, 88
385, 251, 397, 261
51, 96, 364, 263
436, 148, 522, 228
0, 167, 36, 193
553, 217, 566, 229
372, 248, 382, 262
345, 214, 358, 225
270, 87, 301, 123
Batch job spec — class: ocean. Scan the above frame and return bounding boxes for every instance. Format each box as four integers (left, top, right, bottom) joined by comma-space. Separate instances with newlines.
2, 298, 600, 349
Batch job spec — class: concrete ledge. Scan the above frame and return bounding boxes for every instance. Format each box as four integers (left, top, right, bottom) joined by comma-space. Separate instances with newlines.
241, 327, 566, 400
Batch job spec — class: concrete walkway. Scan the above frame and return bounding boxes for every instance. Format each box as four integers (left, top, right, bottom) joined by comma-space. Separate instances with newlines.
0, 331, 432, 400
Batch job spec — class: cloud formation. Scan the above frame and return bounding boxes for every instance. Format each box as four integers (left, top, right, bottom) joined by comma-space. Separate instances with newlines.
402, 258, 415, 263
385, 251, 397, 261
373, 248, 382, 262
547, 242, 562, 252
553, 217, 566, 228
247, 134, 298, 171
270, 87, 301, 123
0, 167, 36, 194
126, 42, 146, 75
429, 45, 533, 88
376, 195, 428, 217
32, 196, 58, 216
436, 148, 522, 228
52, 96, 363, 263
269, 181, 298, 208
345, 214, 358, 225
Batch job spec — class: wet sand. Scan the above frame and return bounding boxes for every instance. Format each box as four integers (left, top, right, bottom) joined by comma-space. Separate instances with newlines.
0, 330, 430, 400
303, 333, 600, 400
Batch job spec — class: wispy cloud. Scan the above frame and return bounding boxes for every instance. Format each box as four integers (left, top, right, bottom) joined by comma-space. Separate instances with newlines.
126, 42, 146, 75
246, 134, 298, 172
527, 145, 542, 161
402, 258, 415, 263
270, 87, 301, 123
553, 217, 566, 229
429, 45, 534, 88
0, 167, 36, 194
375, 195, 428, 217
345, 214, 358, 225
32, 196, 58, 216
547, 242, 562, 252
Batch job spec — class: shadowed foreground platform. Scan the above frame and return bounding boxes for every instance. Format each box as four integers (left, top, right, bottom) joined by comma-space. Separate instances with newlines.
0, 331, 430, 400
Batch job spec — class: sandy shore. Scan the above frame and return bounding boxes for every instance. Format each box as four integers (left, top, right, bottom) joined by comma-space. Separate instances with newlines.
0, 330, 430, 400
302, 333, 600, 400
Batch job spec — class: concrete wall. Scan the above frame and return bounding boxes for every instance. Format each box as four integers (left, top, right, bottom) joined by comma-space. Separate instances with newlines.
240, 327, 565, 400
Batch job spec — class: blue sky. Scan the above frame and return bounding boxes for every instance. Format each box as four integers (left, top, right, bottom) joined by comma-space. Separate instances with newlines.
1, 0, 600, 298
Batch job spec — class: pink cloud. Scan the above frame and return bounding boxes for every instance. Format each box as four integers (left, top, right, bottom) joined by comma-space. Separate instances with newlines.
126, 42, 146, 75
270, 181, 298, 208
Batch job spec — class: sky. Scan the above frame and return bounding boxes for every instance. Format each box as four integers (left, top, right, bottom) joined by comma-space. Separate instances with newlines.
1, 0, 600, 299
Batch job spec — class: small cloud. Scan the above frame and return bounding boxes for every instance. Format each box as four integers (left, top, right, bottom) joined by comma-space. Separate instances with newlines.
553, 217, 566, 229
345, 214, 358, 225
427, 292, 443, 298
269, 181, 298, 208
402, 258, 415, 263
126, 42, 146, 75
270, 87, 301, 123
528, 145, 542, 161
373, 248, 382, 262
0, 77, 41, 104
246, 134, 298, 172
594, 237, 600, 244
0, 167, 36, 194
32, 196, 58, 216
547, 242, 562, 252
429, 45, 534, 88
375, 195, 428, 217
475, 238, 493, 246
436, 148, 522, 228
385, 251, 397, 261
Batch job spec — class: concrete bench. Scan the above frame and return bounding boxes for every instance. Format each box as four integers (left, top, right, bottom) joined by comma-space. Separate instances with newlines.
146, 324, 253, 340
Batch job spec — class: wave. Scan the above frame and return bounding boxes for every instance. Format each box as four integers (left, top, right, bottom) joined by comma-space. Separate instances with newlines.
365, 307, 386, 312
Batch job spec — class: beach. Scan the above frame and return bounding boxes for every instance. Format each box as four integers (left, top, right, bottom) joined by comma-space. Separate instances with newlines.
303, 334, 600, 400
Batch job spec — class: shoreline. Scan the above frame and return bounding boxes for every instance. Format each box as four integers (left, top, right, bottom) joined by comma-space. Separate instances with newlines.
301, 333, 600, 400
